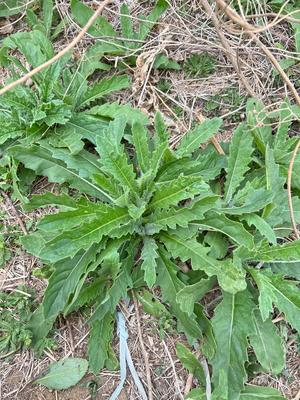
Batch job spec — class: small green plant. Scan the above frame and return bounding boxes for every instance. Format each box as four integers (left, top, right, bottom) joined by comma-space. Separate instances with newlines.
0, 0, 171, 198
184, 53, 216, 78
0, 30, 130, 153
0, 31, 130, 198
0, 287, 35, 353
8, 97, 300, 398
157, 78, 172, 93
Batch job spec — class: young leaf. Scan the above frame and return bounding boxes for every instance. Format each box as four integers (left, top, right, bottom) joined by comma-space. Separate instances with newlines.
34, 358, 88, 389
145, 195, 218, 232
40, 142, 103, 180
262, 145, 286, 221
185, 388, 206, 400
120, 3, 136, 46
211, 290, 255, 400
153, 54, 181, 70
79, 75, 130, 107
141, 237, 159, 287
132, 122, 150, 173
274, 101, 293, 149
224, 123, 253, 203
204, 231, 228, 259
149, 175, 208, 210
250, 270, 300, 333
0, 0, 30, 17
3, 30, 54, 67
65, 239, 125, 315
65, 277, 106, 315
89, 241, 137, 323
56, 113, 109, 147
100, 150, 139, 196
137, 290, 171, 319
269, 262, 300, 280
249, 309, 285, 374
154, 111, 169, 145
96, 115, 127, 155
176, 117, 222, 157
26, 305, 56, 349
92, 172, 121, 199
24, 192, 79, 211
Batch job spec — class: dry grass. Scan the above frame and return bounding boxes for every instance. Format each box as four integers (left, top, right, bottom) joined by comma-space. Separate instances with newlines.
1, 0, 300, 398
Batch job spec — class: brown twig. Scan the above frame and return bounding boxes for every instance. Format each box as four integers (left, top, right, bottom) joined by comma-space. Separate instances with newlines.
215, 0, 300, 109
0, 0, 112, 96
0, 189, 28, 235
287, 139, 300, 239
200, 0, 256, 97
132, 291, 154, 400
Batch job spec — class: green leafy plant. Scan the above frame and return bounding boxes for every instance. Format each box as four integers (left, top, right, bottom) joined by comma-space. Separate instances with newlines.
9, 97, 300, 398
0, 29, 133, 197
0, 0, 171, 195
0, 29, 130, 153
184, 52, 217, 78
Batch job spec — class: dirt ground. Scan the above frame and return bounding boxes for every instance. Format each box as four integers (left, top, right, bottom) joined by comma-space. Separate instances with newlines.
1, 0, 300, 399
